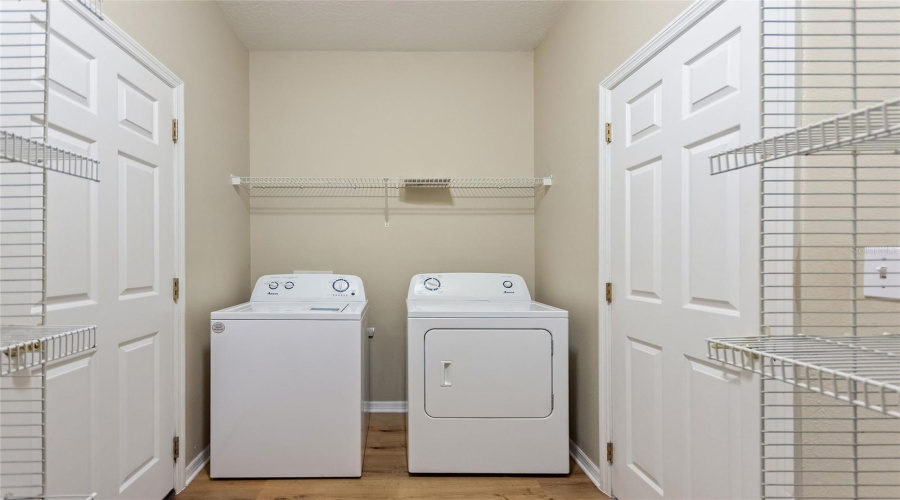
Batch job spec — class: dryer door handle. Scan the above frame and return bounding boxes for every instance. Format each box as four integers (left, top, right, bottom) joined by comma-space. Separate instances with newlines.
440, 361, 452, 387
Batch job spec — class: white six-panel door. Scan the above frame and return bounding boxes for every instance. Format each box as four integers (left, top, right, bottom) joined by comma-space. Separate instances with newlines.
607, 1, 761, 498
41, 2, 177, 498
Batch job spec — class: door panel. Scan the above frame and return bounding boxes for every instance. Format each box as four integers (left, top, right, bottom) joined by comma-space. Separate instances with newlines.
424, 329, 552, 418
45, 353, 96, 496
45, 126, 98, 310
626, 158, 662, 303
624, 337, 664, 497
684, 357, 743, 500
118, 333, 161, 492
683, 30, 741, 117
43, 2, 177, 498
609, 1, 760, 498
118, 153, 159, 298
682, 129, 742, 314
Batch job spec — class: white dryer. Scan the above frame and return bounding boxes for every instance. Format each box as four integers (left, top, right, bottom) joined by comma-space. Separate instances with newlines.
406, 273, 569, 474
210, 274, 370, 478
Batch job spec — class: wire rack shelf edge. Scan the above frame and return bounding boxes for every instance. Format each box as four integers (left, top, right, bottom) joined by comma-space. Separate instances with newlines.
709, 97, 900, 174
231, 175, 553, 190
707, 334, 900, 418
0, 325, 97, 376
232, 176, 554, 226
1, 131, 101, 182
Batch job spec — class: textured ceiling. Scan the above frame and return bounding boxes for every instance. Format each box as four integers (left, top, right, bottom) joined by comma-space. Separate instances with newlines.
217, 1, 566, 51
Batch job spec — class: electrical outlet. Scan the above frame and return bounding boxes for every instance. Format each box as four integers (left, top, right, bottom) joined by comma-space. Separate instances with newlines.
863, 247, 900, 300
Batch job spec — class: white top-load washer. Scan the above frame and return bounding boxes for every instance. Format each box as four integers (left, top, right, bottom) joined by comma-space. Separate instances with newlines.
406, 273, 569, 474
210, 274, 370, 478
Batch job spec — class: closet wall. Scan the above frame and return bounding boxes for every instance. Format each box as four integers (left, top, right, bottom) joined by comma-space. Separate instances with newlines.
533, 0, 691, 464
248, 51, 535, 403
103, 0, 251, 466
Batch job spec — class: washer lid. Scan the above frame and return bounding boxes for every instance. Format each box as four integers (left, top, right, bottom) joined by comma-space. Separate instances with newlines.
406, 300, 567, 318
211, 301, 367, 320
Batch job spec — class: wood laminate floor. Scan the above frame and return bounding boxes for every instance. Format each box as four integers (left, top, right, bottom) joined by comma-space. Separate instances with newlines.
178, 413, 609, 500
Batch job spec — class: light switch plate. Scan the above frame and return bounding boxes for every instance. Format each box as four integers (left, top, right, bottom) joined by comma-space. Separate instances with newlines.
863, 247, 900, 300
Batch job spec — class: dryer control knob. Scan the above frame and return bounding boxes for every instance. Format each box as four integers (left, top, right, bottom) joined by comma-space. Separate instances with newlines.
284, 282, 294, 290
268, 282, 278, 290
424, 277, 441, 291
503, 280, 513, 289
333, 279, 350, 293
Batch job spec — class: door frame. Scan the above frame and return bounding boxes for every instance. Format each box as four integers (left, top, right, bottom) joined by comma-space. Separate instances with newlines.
596, 0, 728, 495
62, 0, 188, 492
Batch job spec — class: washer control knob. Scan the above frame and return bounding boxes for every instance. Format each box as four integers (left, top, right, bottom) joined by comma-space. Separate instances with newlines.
333, 279, 350, 293
284, 281, 294, 290
503, 280, 513, 289
268, 282, 278, 290
424, 277, 441, 291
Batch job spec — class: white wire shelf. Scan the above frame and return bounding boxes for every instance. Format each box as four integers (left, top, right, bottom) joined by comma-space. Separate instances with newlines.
1, 131, 99, 182
710, 98, 900, 174
232, 176, 552, 191
1, 325, 97, 376
75, 0, 103, 19
2, 496, 97, 500
708, 335, 900, 418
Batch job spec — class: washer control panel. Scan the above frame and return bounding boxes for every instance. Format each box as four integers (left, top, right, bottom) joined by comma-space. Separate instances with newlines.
408, 273, 530, 300
251, 274, 365, 302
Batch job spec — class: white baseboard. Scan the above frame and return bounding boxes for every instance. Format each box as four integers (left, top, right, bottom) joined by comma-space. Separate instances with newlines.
185, 446, 210, 487
569, 439, 604, 493
365, 401, 408, 413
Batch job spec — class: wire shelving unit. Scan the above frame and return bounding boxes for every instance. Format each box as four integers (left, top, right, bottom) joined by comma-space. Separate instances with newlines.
1, 1, 101, 499
1, 326, 97, 500
232, 175, 553, 191
708, 335, 900, 417
231, 176, 553, 225
710, 98, 900, 174
1, 326, 97, 376
705, 0, 900, 498
74, 0, 102, 19
1, 131, 100, 182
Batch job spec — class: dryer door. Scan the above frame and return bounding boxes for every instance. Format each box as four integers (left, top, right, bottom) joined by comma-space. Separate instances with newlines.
424, 329, 552, 418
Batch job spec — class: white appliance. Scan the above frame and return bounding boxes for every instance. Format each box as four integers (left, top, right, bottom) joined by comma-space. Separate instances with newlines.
406, 273, 569, 474
210, 274, 370, 478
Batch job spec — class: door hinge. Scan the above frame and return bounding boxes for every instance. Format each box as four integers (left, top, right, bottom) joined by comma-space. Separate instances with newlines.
173, 436, 180, 462
605, 123, 612, 144
607, 442, 614, 464
605, 282, 613, 304
171, 119, 179, 143
172, 277, 179, 303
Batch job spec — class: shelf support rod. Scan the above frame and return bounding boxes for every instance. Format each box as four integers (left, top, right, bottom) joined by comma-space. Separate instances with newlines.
384, 178, 389, 227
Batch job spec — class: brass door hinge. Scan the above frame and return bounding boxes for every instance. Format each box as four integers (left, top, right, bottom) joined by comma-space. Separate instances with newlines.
173, 436, 180, 462
605, 123, 612, 144
173, 278, 179, 303
605, 282, 613, 304
606, 442, 614, 464
171, 119, 179, 143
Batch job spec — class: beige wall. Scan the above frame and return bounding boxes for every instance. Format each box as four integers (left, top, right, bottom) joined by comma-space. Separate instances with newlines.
103, 1, 251, 464
249, 51, 535, 402
533, 0, 690, 463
